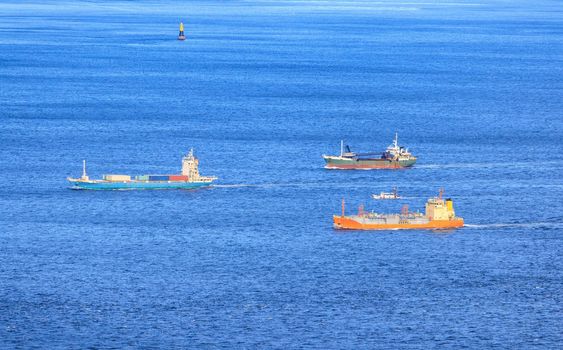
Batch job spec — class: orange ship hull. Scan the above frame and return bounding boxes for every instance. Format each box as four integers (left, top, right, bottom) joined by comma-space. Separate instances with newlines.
333, 215, 464, 230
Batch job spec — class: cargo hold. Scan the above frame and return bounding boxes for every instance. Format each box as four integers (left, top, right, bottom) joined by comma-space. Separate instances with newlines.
103, 174, 131, 181
148, 175, 169, 181
169, 175, 189, 181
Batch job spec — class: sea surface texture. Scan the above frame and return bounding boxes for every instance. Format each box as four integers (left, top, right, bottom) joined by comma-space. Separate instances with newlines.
1, 0, 562, 348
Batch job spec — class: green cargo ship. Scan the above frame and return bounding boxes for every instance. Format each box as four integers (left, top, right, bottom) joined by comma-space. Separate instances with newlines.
323, 134, 417, 169
67, 149, 217, 190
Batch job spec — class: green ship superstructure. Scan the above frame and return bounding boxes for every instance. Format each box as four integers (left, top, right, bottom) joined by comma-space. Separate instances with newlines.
67, 149, 217, 190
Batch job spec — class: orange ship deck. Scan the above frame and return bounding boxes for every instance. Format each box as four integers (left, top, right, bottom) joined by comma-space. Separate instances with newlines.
333, 215, 464, 230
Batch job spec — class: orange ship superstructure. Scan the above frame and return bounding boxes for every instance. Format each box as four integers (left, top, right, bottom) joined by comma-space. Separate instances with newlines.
334, 190, 464, 230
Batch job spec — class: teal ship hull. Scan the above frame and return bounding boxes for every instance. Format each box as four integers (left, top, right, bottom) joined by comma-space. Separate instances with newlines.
70, 180, 213, 190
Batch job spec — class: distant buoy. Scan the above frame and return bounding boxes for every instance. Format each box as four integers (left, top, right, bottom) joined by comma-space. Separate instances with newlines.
178, 22, 186, 40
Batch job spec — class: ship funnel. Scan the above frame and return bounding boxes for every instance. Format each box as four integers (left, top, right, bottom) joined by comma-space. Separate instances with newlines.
446, 198, 455, 218
446, 198, 454, 212
178, 22, 186, 40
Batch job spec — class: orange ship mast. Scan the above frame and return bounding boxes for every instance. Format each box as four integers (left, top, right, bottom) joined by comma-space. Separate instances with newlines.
401, 204, 409, 216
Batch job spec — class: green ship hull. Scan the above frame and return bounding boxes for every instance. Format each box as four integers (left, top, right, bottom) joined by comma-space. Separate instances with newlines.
323, 156, 416, 169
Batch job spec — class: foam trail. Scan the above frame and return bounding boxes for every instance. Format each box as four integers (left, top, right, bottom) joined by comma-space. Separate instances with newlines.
215, 181, 349, 189
417, 161, 561, 170
213, 184, 257, 188
465, 222, 563, 229
213, 183, 304, 189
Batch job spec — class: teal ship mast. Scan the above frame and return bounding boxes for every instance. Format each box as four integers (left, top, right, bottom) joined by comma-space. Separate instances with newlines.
67, 149, 217, 190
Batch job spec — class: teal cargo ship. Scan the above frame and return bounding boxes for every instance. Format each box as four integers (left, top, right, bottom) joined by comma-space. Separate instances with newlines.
67, 149, 217, 190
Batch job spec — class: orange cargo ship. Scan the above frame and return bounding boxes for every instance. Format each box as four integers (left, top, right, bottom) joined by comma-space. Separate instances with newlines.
334, 190, 464, 230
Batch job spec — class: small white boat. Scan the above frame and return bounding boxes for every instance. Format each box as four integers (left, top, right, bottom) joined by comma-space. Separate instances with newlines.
372, 187, 400, 200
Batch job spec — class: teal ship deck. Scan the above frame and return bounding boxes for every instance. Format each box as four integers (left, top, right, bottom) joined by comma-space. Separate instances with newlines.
68, 149, 217, 190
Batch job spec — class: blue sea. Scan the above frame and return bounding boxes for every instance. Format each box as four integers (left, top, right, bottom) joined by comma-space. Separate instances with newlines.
1, 0, 562, 348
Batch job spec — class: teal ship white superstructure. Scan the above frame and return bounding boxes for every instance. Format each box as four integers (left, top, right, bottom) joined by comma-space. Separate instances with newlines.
68, 149, 217, 190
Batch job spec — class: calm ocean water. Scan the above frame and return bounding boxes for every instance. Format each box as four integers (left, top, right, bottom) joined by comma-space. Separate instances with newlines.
1, 0, 562, 348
